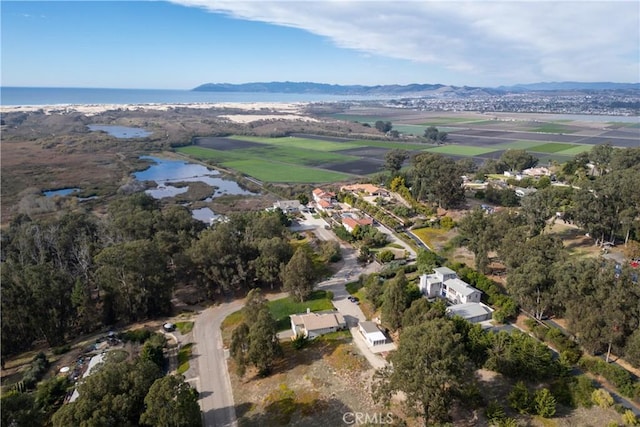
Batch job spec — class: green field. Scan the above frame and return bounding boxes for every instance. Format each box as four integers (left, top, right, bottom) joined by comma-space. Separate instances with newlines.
222, 158, 351, 183
181, 142, 357, 165
527, 142, 581, 153
555, 145, 593, 155
420, 117, 485, 125
228, 135, 361, 151
424, 145, 499, 156
231, 145, 356, 166
495, 140, 549, 150
176, 146, 237, 162
528, 124, 578, 133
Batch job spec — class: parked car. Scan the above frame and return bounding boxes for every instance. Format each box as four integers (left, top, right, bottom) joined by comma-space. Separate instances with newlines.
163, 322, 176, 332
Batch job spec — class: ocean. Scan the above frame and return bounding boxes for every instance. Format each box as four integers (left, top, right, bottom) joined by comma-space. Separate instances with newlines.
0, 87, 377, 106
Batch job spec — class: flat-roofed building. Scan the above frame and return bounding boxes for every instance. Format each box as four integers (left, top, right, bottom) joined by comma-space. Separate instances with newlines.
290, 311, 346, 339
359, 321, 387, 346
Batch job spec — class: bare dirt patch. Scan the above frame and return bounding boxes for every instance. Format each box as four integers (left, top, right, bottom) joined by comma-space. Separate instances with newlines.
229, 335, 386, 427
319, 159, 383, 175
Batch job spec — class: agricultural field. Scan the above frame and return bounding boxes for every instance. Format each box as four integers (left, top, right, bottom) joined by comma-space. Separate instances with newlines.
169, 107, 638, 185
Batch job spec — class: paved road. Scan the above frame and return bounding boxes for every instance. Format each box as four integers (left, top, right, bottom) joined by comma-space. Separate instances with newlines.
192, 213, 383, 426
193, 298, 244, 427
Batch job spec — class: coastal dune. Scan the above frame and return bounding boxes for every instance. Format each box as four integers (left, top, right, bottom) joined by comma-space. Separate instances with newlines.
0, 102, 315, 122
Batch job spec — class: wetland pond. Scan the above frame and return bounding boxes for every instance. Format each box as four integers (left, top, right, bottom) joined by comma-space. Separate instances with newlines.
88, 125, 152, 138
134, 156, 257, 222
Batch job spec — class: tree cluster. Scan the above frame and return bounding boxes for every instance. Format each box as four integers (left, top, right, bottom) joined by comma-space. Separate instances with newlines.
423, 126, 447, 142
0, 193, 302, 359
456, 146, 640, 364
408, 152, 466, 209
230, 289, 282, 377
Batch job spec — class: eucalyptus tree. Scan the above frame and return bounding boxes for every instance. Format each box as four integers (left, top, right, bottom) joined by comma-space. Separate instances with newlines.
555, 258, 640, 357
95, 239, 172, 323
373, 318, 470, 426
457, 207, 497, 273
410, 152, 465, 209
504, 234, 565, 320
381, 270, 410, 331
499, 149, 538, 172
384, 148, 409, 175
281, 247, 316, 302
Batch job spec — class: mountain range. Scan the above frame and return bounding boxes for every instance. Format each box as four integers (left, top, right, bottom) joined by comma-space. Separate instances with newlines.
193, 81, 640, 96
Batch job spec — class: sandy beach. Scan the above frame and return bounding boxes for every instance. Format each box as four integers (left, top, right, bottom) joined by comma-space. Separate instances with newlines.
0, 101, 318, 123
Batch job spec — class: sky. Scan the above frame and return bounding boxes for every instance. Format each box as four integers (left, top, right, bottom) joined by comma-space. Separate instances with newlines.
1, 0, 639, 89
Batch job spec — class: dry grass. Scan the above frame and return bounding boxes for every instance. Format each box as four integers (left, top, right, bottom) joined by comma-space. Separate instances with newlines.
230, 335, 385, 427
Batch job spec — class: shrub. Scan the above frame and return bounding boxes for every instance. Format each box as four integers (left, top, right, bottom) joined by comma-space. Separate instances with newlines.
119, 328, 152, 343
592, 388, 614, 408
534, 388, 556, 418
508, 381, 532, 414
486, 400, 506, 423
52, 345, 71, 355
291, 334, 308, 350
22, 352, 50, 390
622, 409, 640, 426
376, 250, 396, 263
571, 375, 595, 408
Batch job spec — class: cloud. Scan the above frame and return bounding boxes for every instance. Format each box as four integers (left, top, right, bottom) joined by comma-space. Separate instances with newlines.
170, 0, 640, 83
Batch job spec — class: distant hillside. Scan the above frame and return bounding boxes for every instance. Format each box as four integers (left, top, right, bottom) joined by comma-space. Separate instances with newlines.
192, 81, 501, 96
192, 81, 639, 96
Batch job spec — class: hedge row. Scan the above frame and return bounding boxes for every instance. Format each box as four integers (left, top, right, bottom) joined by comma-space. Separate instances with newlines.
578, 356, 640, 400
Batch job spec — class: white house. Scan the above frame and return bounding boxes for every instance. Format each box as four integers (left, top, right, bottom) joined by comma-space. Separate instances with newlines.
290, 310, 346, 339
359, 321, 387, 346
273, 200, 303, 213
419, 266, 458, 298
419, 267, 482, 305
446, 302, 494, 323
443, 278, 482, 305
515, 187, 538, 198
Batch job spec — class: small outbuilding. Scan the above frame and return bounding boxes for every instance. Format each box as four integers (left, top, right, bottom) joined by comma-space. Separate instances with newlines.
359, 321, 387, 347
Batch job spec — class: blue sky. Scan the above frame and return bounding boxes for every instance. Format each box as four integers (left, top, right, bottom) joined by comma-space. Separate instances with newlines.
2, 1, 639, 89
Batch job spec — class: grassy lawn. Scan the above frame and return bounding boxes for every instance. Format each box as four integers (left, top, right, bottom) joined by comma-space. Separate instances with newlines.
175, 321, 194, 334
269, 290, 335, 331
222, 290, 335, 342
228, 135, 360, 151
423, 144, 499, 156
527, 142, 582, 153
177, 343, 193, 375
221, 159, 351, 183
